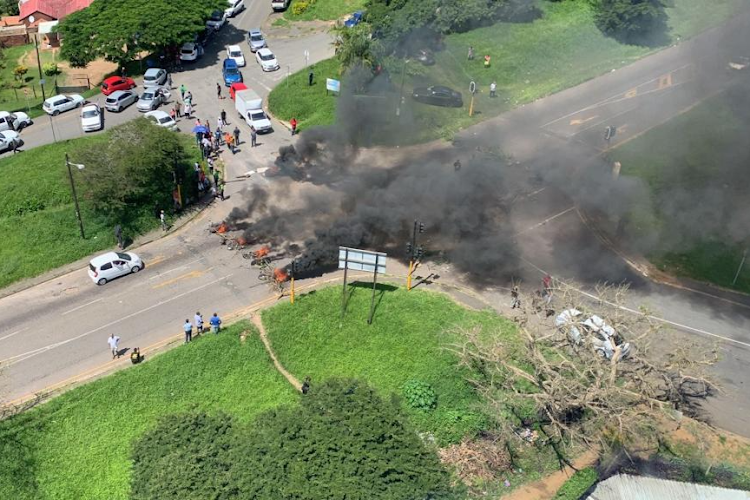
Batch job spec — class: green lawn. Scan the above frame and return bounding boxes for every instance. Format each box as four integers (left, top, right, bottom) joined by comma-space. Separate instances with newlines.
610, 90, 750, 293
0, 44, 61, 114
0, 323, 298, 500
284, 0, 365, 21
270, 0, 740, 142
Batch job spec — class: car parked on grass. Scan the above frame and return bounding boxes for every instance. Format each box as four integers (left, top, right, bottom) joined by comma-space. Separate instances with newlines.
225, 0, 245, 17
80, 104, 103, 132
344, 11, 364, 28
226, 45, 245, 67
247, 29, 266, 52
143, 68, 168, 87
0, 110, 32, 131
206, 10, 227, 31
179, 42, 202, 62
255, 48, 279, 72
412, 85, 463, 107
144, 110, 178, 130
100, 76, 136, 95
137, 86, 170, 112
223, 58, 243, 85
104, 90, 138, 112
88, 251, 143, 286
43, 94, 85, 115
0, 130, 21, 151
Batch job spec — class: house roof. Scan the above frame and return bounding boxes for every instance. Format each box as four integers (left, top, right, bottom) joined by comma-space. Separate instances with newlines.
0, 15, 22, 26
587, 474, 750, 500
19, 0, 94, 22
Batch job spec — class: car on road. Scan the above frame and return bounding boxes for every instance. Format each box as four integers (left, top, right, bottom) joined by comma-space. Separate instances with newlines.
137, 86, 170, 112
179, 42, 202, 62
247, 29, 266, 52
143, 68, 168, 87
43, 94, 85, 116
344, 11, 364, 28
271, 0, 290, 11
104, 89, 138, 112
100, 76, 136, 95
88, 251, 143, 286
80, 104, 103, 132
206, 10, 227, 31
0, 110, 32, 131
255, 48, 279, 72
248, 109, 272, 133
144, 110, 178, 130
223, 58, 243, 85
226, 44, 246, 67
412, 85, 463, 107
225, 0, 245, 17
0, 130, 21, 151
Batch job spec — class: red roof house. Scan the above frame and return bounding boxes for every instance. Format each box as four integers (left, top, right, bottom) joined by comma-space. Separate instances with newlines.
18, 0, 94, 26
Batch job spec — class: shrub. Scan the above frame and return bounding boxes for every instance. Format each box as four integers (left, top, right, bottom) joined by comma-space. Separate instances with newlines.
291, 0, 308, 15
432, 409, 488, 445
594, 0, 667, 45
42, 62, 60, 76
403, 379, 438, 411
13, 65, 27, 81
554, 467, 599, 500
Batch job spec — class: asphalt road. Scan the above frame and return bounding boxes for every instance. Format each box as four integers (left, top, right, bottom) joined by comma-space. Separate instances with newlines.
2, 7, 750, 438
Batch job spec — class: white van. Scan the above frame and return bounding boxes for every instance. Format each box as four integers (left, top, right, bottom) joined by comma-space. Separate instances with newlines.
0, 111, 32, 131
271, 0, 290, 11
235, 88, 272, 132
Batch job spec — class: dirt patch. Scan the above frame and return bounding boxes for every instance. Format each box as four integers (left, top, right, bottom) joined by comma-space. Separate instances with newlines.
251, 313, 302, 391
502, 448, 599, 500
57, 58, 117, 87
262, 16, 333, 39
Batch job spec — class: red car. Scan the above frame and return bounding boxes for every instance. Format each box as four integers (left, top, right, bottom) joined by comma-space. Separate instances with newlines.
100, 76, 136, 96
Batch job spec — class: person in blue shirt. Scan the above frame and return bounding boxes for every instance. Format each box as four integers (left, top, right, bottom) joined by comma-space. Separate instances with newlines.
183, 319, 193, 343
209, 313, 222, 334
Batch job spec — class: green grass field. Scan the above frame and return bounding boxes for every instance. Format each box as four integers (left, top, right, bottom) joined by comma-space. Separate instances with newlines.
0, 44, 61, 114
284, 0, 365, 21
270, 0, 739, 142
611, 91, 750, 293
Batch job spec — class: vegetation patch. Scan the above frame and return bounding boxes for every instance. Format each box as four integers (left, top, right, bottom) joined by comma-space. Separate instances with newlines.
284, 0, 365, 21
268, 57, 339, 130
554, 467, 599, 500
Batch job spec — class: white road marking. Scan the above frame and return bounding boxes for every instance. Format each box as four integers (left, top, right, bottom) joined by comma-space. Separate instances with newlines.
514, 207, 575, 236
0, 328, 27, 343
61, 298, 102, 316
0, 274, 233, 367
147, 258, 203, 280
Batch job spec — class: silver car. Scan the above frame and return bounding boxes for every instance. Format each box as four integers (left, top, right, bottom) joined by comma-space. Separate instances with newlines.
137, 86, 170, 112
104, 90, 138, 112
143, 68, 168, 87
0, 130, 21, 152
248, 29, 266, 52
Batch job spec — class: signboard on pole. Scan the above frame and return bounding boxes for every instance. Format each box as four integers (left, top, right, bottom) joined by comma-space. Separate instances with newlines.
338, 247, 386, 274
326, 78, 341, 94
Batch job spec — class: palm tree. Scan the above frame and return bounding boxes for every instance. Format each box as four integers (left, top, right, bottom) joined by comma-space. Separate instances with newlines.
330, 23, 377, 74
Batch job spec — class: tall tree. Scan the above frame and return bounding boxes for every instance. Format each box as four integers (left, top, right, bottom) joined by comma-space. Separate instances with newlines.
594, 0, 667, 45
331, 23, 378, 72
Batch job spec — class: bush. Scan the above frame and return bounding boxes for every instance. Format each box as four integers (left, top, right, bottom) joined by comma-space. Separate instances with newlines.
594, 0, 667, 45
130, 411, 237, 499
554, 467, 599, 500
13, 65, 27, 81
431, 408, 488, 445
291, 0, 308, 15
403, 379, 438, 411
42, 62, 60, 76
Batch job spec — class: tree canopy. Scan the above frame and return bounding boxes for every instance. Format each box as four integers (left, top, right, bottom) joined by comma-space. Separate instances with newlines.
57, 0, 226, 67
594, 0, 667, 45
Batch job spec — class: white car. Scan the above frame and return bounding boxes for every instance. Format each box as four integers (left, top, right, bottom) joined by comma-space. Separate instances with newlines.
180, 42, 201, 62
88, 251, 143, 286
248, 110, 272, 133
80, 104, 103, 132
206, 10, 227, 31
43, 94, 85, 115
255, 48, 279, 72
104, 90, 138, 112
144, 110, 178, 130
0, 110, 32, 131
226, 45, 245, 67
0, 130, 21, 151
225, 0, 245, 17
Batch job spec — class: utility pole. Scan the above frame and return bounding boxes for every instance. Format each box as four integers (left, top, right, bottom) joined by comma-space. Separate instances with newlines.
290, 261, 297, 304
65, 153, 85, 239
34, 35, 46, 101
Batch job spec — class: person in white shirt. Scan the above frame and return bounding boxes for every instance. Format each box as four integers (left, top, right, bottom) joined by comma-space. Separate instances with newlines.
194, 312, 204, 334
108, 334, 121, 359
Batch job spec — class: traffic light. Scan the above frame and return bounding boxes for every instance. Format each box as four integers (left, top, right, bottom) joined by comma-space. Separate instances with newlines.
406, 242, 413, 256
416, 246, 424, 259
419, 222, 425, 233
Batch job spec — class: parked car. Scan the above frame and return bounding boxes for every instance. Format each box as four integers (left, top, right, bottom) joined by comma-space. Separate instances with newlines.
80, 104, 103, 132
88, 251, 143, 286
179, 42, 202, 62
143, 68, 168, 87
206, 10, 227, 31
100, 76, 136, 95
412, 85, 463, 107
247, 29, 266, 52
271, 0, 290, 11
414, 49, 435, 66
0, 111, 32, 131
43, 94, 85, 116
255, 48, 279, 72
226, 45, 246, 67
137, 86, 170, 112
344, 11, 364, 28
104, 90, 137, 112
0, 130, 21, 151
225, 0, 245, 17
223, 58, 243, 85
144, 110, 178, 130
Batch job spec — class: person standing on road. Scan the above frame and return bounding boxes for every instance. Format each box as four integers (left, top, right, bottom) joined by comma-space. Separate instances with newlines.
290, 117, 297, 136
250, 126, 257, 147
225, 133, 235, 154
221, 109, 227, 125
108, 333, 121, 359
194, 312, 204, 334
216, 83, 223, 100
233, 125, 241, 146
217, 116, 224, 133
180, 84, 186, 100
114, 224, 123, 249
183, 319, 193, 343
490, 81, 497, 98
160, 210, 167, 231
218, 180, 225, 201
210, 313, 222, 334
167, 73, 173, 88
510, 286, 521, 309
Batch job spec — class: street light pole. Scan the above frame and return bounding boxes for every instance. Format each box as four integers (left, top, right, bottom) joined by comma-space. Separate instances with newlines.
34, 34, 46, 101
65, 153, 85, 239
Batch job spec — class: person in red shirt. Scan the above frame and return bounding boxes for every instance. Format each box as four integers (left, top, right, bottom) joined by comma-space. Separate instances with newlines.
290, 117, 297, 136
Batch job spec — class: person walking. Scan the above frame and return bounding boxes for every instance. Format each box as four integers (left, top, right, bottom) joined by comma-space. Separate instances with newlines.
216, 82, 223, 99
468, 46, 474, 60
108, 333, 121, 359
180, 84, 186, 100
194, 312, 204, 334
308, 70, 314, 86
510, 286, 521, 309
114, 224, 123, 249
166, 72, 173, 88
290, 117, 297, 136
209, 313, 222, 334
221, 109, 227, 125
160, 210, 167, 231
183, 319, 193, 343
217, 116, 224, 133
214, 128, 222, 146
185, 91, 193, 104
184, 101, 192, 118
218, 180, 225, 201
250, 126, 257, 147
233, 125, 241, 146
225, 133, 235, 154
490, 81, 497, 98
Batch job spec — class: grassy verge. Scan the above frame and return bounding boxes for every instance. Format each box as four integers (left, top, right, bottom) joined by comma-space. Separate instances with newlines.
284, 0, 365, 22
0, 322, 298, 500
610, 90, 750, 294
0, 44, 61, 113
270, 0, 739, 142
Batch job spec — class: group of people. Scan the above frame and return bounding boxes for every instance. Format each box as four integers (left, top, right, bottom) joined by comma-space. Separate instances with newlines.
467, 46, 497, 97
183, 312, 223, 343
510, 275, 553, 311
